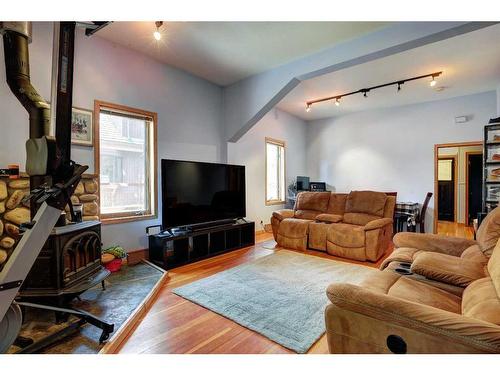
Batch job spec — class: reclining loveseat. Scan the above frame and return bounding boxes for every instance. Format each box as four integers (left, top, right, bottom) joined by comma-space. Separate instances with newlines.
324, 232, 500, 353
271, 191, 395, 262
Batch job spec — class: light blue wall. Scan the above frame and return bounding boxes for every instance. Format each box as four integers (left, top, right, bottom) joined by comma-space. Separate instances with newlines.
222, 22, 496, 143
0, 22, 224, 251
306, 91, 497, 232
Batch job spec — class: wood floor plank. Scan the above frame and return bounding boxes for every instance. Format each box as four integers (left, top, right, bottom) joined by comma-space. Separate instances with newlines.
117, 232, 385, 354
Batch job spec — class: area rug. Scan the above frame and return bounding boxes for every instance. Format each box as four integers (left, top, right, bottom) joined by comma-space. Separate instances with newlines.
173, 250, 375, 353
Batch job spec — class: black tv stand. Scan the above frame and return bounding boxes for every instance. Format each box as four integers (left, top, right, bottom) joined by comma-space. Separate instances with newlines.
148, 220, 255, 270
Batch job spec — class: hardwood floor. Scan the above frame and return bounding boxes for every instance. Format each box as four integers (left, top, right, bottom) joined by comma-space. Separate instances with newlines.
116, 232, 389, 354
437, 221, 475, 240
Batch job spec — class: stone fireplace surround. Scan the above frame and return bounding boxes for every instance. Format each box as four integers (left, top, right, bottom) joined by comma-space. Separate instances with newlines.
0, 173, 99, 266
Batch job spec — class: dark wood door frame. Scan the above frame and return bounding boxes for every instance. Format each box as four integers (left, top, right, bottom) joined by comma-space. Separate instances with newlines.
465, 150, 483, 227
433, 141, 482, 234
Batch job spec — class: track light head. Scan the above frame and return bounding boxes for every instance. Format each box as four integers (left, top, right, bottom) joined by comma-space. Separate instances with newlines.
397, 82, 403, 92
335, 98, 340, 106
154, 21, 163, 41
305, 104, 311, 112
430, 75, 437, 87
363, 90, 369, 98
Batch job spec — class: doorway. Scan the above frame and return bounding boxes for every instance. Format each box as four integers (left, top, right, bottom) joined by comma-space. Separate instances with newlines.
437, 157, 456, 222
434, 141, 482, 237
466, 152, 483, 226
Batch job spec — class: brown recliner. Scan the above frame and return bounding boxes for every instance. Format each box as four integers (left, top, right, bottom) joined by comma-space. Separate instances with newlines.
326, 191, 395, 262
324, 236, 500, 353
380, 206, 500, 270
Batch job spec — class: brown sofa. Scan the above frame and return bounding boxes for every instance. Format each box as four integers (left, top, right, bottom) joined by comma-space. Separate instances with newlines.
271, 191, 395, 262
381, 206, 500, 270
324, 236, 500, 353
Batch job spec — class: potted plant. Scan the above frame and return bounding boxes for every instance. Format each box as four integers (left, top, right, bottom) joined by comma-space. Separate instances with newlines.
101, 245, 127, 272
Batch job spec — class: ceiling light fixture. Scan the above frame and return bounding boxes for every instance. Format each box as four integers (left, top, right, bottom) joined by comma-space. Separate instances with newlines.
154, 21, 163, 41
305, 71, 442, 112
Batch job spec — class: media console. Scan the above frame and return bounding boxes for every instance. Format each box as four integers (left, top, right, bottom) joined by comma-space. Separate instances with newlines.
147, 220, 255, 270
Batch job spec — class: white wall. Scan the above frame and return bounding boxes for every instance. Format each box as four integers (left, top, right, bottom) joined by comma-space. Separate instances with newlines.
0, 22, 224, 251
306, 91, 497, 232
227, 108, 307, 229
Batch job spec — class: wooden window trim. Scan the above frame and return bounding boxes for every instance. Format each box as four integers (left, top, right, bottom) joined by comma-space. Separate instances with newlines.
265, 137, 286, 206
94, 100, 158, 225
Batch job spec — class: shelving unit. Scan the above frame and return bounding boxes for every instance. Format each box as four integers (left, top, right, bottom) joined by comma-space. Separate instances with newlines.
148, 221, 255, 270
483, 122, 500, 212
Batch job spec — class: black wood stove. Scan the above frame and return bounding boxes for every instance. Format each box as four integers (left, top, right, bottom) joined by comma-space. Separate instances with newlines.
19, 221, 110, 306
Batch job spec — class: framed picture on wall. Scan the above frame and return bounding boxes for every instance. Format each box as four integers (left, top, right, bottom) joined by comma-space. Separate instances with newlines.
71, 107, 94, 147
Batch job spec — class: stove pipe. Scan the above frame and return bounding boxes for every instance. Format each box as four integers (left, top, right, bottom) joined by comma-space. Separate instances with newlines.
1, 22, 50, 139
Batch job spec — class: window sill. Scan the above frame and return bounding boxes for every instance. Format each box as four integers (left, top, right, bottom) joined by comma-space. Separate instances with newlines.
265, 200, 286, 206
101, 213, 157, 225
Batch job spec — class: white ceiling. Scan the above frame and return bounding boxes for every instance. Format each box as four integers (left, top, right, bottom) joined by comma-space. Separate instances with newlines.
278, 24, 500, 121
96, 21, 389, 86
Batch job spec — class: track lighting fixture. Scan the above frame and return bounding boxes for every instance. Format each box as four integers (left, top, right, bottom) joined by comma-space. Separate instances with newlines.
304, 71, 442, 112
154, 21, 163, 41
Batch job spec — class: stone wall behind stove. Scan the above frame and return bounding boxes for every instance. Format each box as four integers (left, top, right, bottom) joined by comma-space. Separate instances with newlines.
0, 173, 99, 266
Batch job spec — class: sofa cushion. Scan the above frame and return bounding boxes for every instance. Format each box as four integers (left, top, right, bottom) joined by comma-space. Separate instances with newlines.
383, 195, 396, 219
295, 191, 331, 212
326, 193, 347, 215
487, 237, 500, 297
462, 278, 500, 325
328, 223, 365, 248
308, 222, 329, 251
361, 271, 462, 314
272, 209, 295, 221
461, 244, 488, 264
476, 206, 500, 257
278, 218, 311, 238
411, 252, 486, 288
343, 212, 382, 226
345, 191, 387, 217
316, 213, 343, 223
276, 218, 311, 251
295, 209, 322, 220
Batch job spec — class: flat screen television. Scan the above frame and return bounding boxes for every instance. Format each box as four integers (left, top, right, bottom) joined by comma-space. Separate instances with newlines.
161, 159, 246, 229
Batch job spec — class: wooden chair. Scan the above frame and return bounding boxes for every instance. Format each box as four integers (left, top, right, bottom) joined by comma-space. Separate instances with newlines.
416, 192, 433, 233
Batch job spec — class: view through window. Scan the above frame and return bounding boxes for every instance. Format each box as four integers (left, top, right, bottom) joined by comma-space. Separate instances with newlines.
96, 102, 157, 222
266, 138, 285, 205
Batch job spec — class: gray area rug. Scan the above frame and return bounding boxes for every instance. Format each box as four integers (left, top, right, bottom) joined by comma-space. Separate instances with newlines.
173, 250, 375, 353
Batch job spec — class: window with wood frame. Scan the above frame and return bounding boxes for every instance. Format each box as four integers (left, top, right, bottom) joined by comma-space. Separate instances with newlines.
265, 137, 286, 205
95, 101, 157, 224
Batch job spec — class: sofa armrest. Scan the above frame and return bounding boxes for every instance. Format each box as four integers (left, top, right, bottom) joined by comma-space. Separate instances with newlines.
364, 218, 392, 231
393, 232, 477, 257
410, 252, 486, 287
272, 209, 295, 221
326, 283, 500, 353
315, 213, 343, 223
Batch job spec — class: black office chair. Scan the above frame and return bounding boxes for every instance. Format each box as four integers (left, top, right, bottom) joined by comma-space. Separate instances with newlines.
416, 192, 433, 233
